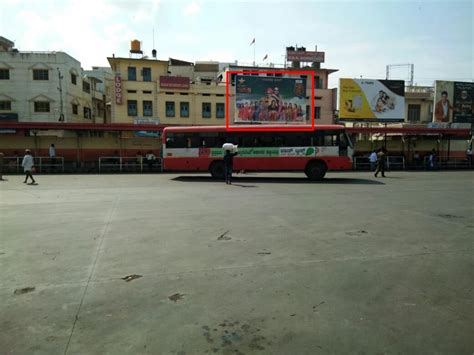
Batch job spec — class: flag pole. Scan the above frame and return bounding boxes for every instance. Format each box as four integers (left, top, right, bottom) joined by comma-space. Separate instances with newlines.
253, 40, 256, 66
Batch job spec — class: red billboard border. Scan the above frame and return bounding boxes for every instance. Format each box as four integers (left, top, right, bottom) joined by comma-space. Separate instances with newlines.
225, 70, 315, 132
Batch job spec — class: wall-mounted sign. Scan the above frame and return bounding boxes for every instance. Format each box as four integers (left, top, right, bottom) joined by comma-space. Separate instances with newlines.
159, 76, 190, 89
286, 50, 325, 63
114, 74, 122, 105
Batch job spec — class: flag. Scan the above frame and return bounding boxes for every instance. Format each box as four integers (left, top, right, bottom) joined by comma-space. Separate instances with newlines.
250, 38, 255, 46
263, 54, 268, 60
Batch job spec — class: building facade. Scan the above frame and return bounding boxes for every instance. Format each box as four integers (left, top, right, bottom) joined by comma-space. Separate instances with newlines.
107, 56, 228, 125
404, 86, 434, 123
0, 36, 103, 124
107, 56, 339, 126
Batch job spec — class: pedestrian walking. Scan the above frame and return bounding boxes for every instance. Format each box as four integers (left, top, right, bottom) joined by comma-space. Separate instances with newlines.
223, 145, 238, 185
428, 149, 437, 170
145, 151, 156, 171
369, 150, 377, 171
467, 146, 472, 167
0, 152, 5, 181
374, 148, 386, 178
49, 144, 56, 172
22, 149, 37, 184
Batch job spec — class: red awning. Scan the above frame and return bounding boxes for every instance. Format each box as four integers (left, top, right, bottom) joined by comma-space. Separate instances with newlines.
346, 127, 471, 137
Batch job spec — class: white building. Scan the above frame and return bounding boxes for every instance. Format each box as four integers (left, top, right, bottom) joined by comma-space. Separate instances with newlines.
0, 36, 103, 124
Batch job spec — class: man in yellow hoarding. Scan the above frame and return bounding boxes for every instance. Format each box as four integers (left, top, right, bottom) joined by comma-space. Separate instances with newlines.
434, 91, 453, 122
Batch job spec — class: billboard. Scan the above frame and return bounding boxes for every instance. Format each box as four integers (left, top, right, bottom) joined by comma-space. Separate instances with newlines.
433, 81, 474, 124
339, 79, 405, 122
287, 50, 325, 63
234, 75, 308, 124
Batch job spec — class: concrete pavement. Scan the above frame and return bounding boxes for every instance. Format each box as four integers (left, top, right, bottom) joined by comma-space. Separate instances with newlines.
0, 171, 473, 354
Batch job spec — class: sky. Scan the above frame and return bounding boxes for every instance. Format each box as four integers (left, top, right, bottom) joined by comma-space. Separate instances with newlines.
1, 0, 472, 87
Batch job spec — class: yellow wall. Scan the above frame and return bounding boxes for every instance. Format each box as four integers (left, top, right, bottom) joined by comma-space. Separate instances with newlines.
405, 97, 433, 123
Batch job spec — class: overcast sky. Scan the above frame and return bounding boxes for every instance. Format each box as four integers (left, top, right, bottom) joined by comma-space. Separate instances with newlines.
1, 0, 472, 87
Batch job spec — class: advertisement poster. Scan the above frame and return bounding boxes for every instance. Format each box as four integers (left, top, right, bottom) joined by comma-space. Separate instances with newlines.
234, 75, 308, 124
209, 147, 317, 157
433, 81, 474, 124
339, 79, 405, 121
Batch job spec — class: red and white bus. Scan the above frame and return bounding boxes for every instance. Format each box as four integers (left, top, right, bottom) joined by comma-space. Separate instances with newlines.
162, 125, 353, 180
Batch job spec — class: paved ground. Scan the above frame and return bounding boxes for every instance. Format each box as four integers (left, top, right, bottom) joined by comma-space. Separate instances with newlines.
0, 171, 473, 355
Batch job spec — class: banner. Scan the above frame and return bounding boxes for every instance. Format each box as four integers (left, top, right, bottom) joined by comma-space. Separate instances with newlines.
209, 146, 317, 157
234, 75, 307, 124
433, 81, 474, 124
339, 79, 405, 122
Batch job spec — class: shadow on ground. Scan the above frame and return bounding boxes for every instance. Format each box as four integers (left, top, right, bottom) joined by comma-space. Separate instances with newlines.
172, 175, 385, 185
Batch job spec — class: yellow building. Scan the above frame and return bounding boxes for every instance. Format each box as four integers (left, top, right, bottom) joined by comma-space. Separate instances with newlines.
404, 86, 434, 123
107, 56, 227, 125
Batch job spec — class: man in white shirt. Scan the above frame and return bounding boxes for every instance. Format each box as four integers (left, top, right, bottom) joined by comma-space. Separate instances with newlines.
49, 144, 56, 171
21, 149, 36, 184
369, 150, 378, 171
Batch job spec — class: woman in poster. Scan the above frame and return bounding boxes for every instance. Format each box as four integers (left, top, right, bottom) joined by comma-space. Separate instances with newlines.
292, 103, 299, 121
268, 100, 278, 121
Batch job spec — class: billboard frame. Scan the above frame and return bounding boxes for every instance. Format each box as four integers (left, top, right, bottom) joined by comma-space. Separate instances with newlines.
225, 70, 315, 132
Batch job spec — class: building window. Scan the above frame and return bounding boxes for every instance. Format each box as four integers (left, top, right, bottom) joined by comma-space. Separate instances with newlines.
180, 102, 189, 117
408, 104, 421, 122
34, 101, 50, 112
128, 67, 136, 81
83, 81, 90, 93
166, 101, 175, 117
0, 69, 10, 80
143, 100, 153, 116
142, 67, 151, 82
216, 103, 225, 118
127, 90, 137, 93
84, 107, 91, 119
202, 102, 211, 118
143, 90, 152, 94
33, 69, 49, 80
72, 103, 78, 115
315, 106, 321, 119
127, 100, 138, 116
0, 100, 12, 110
315, 76, 323, 89
71, 73, 77, 85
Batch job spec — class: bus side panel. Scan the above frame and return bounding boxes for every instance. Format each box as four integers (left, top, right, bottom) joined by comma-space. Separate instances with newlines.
164, 156, 352, 172
233, 157, 352, 171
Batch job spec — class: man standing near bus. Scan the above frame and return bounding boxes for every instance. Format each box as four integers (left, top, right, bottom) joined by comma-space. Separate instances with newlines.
224, 149, 238, 185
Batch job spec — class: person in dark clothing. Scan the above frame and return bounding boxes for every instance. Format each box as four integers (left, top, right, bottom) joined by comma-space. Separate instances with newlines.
223, 150, 238, 184
374, 148, 386, 177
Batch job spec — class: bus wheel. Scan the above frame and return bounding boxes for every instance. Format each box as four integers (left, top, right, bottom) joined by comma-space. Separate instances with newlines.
305, 161, 327, 180
209, 161, 225, 179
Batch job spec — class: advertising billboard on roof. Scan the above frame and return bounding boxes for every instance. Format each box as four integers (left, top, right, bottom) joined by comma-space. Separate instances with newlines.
234, 75, 308, 125
339, 79, 405, 122
433, 80, 474, 124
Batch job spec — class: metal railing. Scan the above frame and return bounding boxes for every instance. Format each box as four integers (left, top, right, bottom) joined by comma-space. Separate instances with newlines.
1, 156, 65, 173
423, 156, 471, 169
98, 157, 162, 173
354, 156, 405, 170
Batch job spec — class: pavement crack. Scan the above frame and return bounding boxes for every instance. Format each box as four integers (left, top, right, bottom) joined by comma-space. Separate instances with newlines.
63, 197, 118, 355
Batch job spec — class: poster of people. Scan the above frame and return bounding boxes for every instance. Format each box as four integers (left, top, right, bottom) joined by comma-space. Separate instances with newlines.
234, 75, 307, 124
433, 81, 474, 124
339, 79, 405, 121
